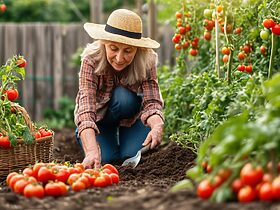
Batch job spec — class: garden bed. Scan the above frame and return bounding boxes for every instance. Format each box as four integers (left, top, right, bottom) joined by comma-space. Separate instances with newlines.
0, 128, 279, 210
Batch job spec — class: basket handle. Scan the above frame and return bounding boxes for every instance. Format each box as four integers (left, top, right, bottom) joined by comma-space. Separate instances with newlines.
11, 103, 35, 133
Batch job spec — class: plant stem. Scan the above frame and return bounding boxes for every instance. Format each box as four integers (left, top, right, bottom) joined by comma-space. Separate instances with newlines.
215, 12, 221, 78
268, 33, 277, 79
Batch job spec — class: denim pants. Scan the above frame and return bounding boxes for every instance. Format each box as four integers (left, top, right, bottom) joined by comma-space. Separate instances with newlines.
76, 86, 151, 163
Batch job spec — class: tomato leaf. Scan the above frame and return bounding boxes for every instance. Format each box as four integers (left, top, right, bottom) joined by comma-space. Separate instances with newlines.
8, 133, 17, 147
170, 179, 194, 192
22, 127, 34, 145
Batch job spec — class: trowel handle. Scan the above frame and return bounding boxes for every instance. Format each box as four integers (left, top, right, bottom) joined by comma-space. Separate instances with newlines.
140, 143, 151, 154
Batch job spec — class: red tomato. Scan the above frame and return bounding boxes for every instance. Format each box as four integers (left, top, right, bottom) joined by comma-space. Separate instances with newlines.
243, 45, 251, 54
6, 89, 19, 101
57, 181, 68, 195
32, 162, 45, 179
272, 176, 280, 200
9, 174, 25, 190
37, 166, 56, 183
262, 173, 273, 183
34, 131, 41, 139
94, 176, 107, 188
238, 52, 245, 60
231, 178, 244, 194
245, 65, 253, 73
237, 64, 245, 72
189, 48, 198, 56
212, 175, 223, 188
68, 166, 83, 174
272, 24, 280, 35
67, 173, 80, 185
6, 172, 18, 186
179, 26, 186, 35
175, 12, 182, 19
203, 19, 214, 31
13, 176, 37, 195
39, 128, 53, 137
263, 18, 276, 29
217, 168, 231, 182
238, 186, 256, 202
22, 167, 35, 177
0, 4, 6, 12
201, 161, 208, 173
240, 163, 263, 187
110, 173, 119, 184
74, 163, 85, 172
222, 55, 229, 63
45, 181, 67, 197
78, 175, 91, 188
84, 168, 100, 177
82, 173, 96, 186
54, 168, 70, 183
172, 34, 181, 44
23, 183, 45, 198
259, 182, 274, 201
197, 179, 215, 199
0, 136, 11, 148
234, 27, 242, 34
221, 47, 230, 55
102, 173, 112, 186
175, 44, 181, 50
71, 180, 86, 191
16, 58, 27, 68
204, 31, 212, 41
181, 41, 189, 49
260, 45, 266, 56
102, 164, 119, 175
185, 24, 191, 31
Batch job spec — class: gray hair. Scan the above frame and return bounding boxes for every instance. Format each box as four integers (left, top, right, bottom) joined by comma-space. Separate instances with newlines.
81, 40, 158, 85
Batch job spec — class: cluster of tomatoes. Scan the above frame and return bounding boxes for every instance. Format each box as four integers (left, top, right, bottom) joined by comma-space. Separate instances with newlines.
0, 127, 53, 149
6, 162, 119, 198
236, 43, 253, 73
172, 10, 199, 56
259, 18, 280, 56
1, 57, 26, 102
202, 8, 215, 41
197, 162, 280, 202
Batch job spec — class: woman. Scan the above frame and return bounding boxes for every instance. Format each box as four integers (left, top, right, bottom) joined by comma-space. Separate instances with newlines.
74, 9, 164, 169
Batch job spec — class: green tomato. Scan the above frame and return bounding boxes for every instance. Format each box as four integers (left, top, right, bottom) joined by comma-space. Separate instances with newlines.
260, 29, 270, 40
203, 9, 212, 18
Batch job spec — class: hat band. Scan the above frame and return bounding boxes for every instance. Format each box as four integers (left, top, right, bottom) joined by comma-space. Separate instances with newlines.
105, 24, 142, 39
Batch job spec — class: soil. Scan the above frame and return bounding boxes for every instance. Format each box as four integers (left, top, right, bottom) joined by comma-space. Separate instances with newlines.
0, 128, 279, 210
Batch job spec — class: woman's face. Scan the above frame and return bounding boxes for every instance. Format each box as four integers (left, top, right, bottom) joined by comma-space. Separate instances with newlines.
104, 41, 137, 71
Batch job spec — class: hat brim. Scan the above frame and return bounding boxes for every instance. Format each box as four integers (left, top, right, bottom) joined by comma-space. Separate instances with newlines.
84, 23, 160, 49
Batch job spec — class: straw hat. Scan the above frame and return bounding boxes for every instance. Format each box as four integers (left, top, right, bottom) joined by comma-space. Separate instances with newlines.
83, 9, 160, 49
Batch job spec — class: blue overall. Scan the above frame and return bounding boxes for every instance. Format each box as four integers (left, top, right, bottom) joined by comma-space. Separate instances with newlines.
76, 86, 151, 163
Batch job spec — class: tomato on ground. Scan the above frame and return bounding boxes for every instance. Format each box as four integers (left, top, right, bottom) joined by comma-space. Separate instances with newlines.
23, 183, 45, 198
102, 164, 119, 175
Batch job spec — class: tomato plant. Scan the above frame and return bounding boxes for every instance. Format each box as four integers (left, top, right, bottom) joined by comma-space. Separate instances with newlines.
0, 55, 34, 147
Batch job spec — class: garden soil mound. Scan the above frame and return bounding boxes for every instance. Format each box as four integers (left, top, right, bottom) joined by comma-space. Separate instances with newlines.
0, 128, 279, 210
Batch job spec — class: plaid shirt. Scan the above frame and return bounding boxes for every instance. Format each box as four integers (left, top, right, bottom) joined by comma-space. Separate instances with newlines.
74, 55, 164, 135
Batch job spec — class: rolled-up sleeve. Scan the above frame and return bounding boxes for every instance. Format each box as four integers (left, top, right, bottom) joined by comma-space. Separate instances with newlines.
140, 66, 164, 125
74, 57, 100, 135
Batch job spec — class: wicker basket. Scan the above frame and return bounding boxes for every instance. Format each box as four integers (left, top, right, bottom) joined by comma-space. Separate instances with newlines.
0, 103, 54, 180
